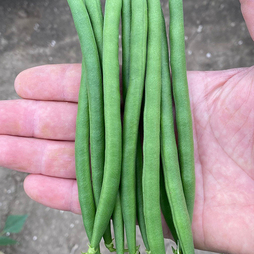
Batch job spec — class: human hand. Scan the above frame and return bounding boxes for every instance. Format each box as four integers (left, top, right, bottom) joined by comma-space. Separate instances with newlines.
240, 0, 254, 40
0, 64, 253, 254
186, 67, 254, 254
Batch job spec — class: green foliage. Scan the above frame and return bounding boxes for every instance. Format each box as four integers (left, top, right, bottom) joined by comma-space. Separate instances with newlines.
0, 214, 28, 246
3, 215, 28, 233
0, 236, 17, 246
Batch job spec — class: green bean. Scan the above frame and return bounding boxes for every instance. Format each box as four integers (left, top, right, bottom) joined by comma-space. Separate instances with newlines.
159, 9, 178, 245
67, 0, 100, 247
83, 0, 103, 62
160, 10, 195, 254
81, 4, 104, 213
112, 193, 125, 254
120, 0, 147, 252
67, 1, 114, 252
83, 0, 115, 248
74, 61, 95, 243
168, 0, 195, 221
67, 0, 102, 211
136, 134, 150, 252
85, 0, 122, 252
142, 0, 165, 252
81, 0, 114, 249
159, 166, 178, 243
121, 0, 131, 100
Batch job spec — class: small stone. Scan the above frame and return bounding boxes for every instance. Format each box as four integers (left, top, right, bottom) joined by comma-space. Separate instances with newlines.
238, 40, 243, 45
50, 40, 56, 47
34, 23, 40, 32
197, 25, 203, 33
206, 53, 212, 58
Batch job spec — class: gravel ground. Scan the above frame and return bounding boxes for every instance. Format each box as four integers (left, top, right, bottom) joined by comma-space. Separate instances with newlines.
0, 0, 253, 253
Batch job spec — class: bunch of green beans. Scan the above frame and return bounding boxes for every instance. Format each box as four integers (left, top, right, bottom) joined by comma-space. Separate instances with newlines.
67, 0, 195, 253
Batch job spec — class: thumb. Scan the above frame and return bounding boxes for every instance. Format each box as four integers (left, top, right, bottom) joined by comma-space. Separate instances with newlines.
240, 0, 254, 40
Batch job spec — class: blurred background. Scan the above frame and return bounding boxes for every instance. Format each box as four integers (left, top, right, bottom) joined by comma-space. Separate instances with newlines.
0, 0, 253, 253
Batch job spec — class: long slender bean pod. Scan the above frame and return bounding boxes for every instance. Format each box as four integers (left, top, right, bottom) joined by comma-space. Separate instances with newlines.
113, 193, 125, 254
68, 0, 99, 246
168, 0, 195, 221
142, 0, 165, 252
159, 166, 178, 242
67, 0, 102, 211
74, 62, 95, 243
121, 0, 147, 252
83, 0, 103, 62
85, 0, 122, 252
121, 0, 131, 100
79, 5, 104, 214
136, 134, 150, 252
159, 10, 177, 244
160, 12, 195, 254
83, 0, 121, 250
82, 0, 115, 249
67, 1, 113, 252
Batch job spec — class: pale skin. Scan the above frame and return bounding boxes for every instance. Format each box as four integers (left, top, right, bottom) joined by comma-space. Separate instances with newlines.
1, 2, 254, 254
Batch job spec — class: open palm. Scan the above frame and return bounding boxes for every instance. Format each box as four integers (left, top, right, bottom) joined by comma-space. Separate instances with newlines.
189, 67, 254, 254
0, 64, 253, 254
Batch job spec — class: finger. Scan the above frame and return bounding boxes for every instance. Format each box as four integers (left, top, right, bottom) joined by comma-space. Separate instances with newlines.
24, 174, 81, 214
0, 99, 77, 140
240, 0, 254, 40
15, 64, 81, 102
0, 135, 75, 178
